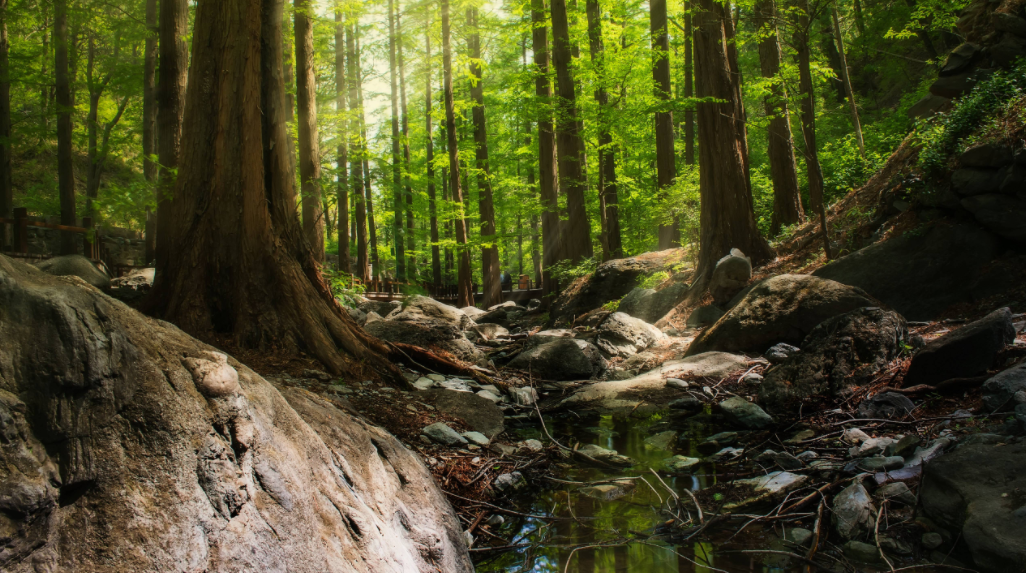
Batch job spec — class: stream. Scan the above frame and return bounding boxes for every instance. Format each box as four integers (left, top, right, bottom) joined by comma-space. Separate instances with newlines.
474, 411, 812, 573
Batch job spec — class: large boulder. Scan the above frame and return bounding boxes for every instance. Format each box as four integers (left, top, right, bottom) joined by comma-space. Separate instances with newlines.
981, 362, 1026, 413
708, 249, 752, 306
759, 308, 909, 410
109, 267, 155, 290
32, 254, 111, 289
904, 307, 1015, 387
961, 194, 1026, 241
549, 249, 684, 323
617, 282, 688, 324
0, 255, 471, 572
364, 318, 488, 366
812, 224, 1003, 320
507, 338, 606, 380
474, 305, 522, 328
919, 442, 1026, 572
686, 274, 879, 357
594, 312, 665, 358
387, 295, 474, 330
358, 298, 402, 317
425, 389, 505, 439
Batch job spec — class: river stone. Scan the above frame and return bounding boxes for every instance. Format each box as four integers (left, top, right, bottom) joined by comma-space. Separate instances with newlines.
687, 274, 879, 356
663, 455, 701, 473
460, 306, 486, 319
886, 434, 920, 458
577, 444, 636, 468
765, 343, 800, 364
425, 389, 505, 439
669, 395, 703, 411
875, 482, 916, 506
359, 298, 402, 317
579, 481, 635, 501
856, 456, 905, 472
843, 541, 883, 564
982, 362, 1026, 412
724, 471, 807, 510
922, 532, 944, 550
424, 422, 468, 446
518, 439, 544, 452
905, 307, 1015, 387
858, 392, 916, 419
665, 378, 690, 390
833, 482, 877, 540
708, 249, 752, 306
813, 223, 1003, 320
851, 437, 895, 458
618, 282, 689, 324
0, 255, 472, 572
33, 254, 111, 289
697, 431, 740, 455
476, 390, 502, 403
461, 432, 490, 447
756, 450, 803, 470
719, 397, 774, 430
508, 338, 606, 381
594, 312, 665, 358
366, 318, 488, 367
390, 295, 475, 330
705, 447, 744, 463
644, 431, 678, 450
785, 528, 814, 547
493, 472, 526, 494
686, 304, 725, 328
919, 441, 1026, 572
472, 323, 510, 341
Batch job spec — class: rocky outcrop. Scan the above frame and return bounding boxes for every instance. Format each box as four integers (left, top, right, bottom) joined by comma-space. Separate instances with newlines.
507, 338, 606, 380
904, 307, 1015, 387
594, 312, 664, 358
365, 319, 488, 366
32, 254, 111, 289
919, 442, 1026, 572
617, 282, 688, 325
812, 223, 1003, 320
686, 274, 879, 356
0, 255, 471, 572
387, 295, 475, 330
759, 308, 909, 410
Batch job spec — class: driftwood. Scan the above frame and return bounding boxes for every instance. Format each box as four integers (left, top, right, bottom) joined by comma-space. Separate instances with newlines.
877, 374, 990, 396
386, 341, 497, 386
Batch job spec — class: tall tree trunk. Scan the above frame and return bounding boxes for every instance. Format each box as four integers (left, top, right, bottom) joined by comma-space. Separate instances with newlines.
831, 5, 864, 156
651, 0, 677, 250
817, 10, 847, 103
755, 0, 804, 234
550, 0, 592, 264
84, 40, 129, 225
532, 0, 560, 297
346, 23, 368, 281
468, 7, 501, 309
0, 0, 11, 249
156, 0, 188, 268
426, 29, 442, 286
684, 2, 694, 165
295, 0, 324, 261
147, 0, 401, 383
142, 0, 157, 263
355, 32, 379, 279
397, 9, 416, 279
442, 0, 473, 307
693, 0, 772, 281
55, 0, 76, 254
795, 0, 831, 258
387, 0, 405, 281
334, 10, 351, 273
586, 0, 622, 260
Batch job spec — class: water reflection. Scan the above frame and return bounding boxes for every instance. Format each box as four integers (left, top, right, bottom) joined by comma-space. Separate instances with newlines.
474, 412, 806, 573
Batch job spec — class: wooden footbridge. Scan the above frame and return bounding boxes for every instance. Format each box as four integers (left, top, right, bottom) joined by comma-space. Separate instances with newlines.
359, 276, 544, 305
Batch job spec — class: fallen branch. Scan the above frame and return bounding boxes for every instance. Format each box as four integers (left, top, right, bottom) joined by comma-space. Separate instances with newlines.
875, 505, 896, 572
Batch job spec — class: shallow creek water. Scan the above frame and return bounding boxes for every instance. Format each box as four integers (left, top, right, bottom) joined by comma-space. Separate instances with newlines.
474, 411, 813, 573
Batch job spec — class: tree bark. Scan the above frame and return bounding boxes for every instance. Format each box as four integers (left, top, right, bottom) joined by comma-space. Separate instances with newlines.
684, 3, 695, 166
468, 7, 501, 308
55, 0, 76, 254
794, 0, 831, 258
442, 0, 474, 307
532, 0, 561, 297
817, 10, 847, 103
0, 0, 11, 250
755, 0, 803, 234
651, 0, 677, 250
550, 0, 592, 264
295, 0, 324, 262
142, 0, 157, 263
334, 9, 351, 273
156, 0, 188, 268
693, 0, 772, 280
148, 0, 402, 383
346, 23, 368, 281
84, 38, 130, 225
426, 29, 442, 286
831, 5, 864, 156
355, 32, 380, 279
586, 0, 622, 260
387, 0, 405, 281
397, 9, 416, 278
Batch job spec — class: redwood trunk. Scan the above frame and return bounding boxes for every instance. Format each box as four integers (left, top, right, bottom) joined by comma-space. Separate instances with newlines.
149, 0, 400, 383
693, 0, 772, 280
586, 0, 622, 260
442, 0, 474, 307
55, 0, 76, 254
387, 0, 405, 280
795, 0, 831, 258
397, 9, 416, 277
684, 2, 694, 165
550, 0, 592, 264
346, 23, 369, 281
426, 30, 442, 286
355, 33, 380, 279
832, 5, 865, 156
468, 7, 501, 308
0, 0, 10, 249
296, 0, 324, 261
156, 0, 188, 268
755, 0, 803, 234
532, 0, 560, 296
143, 0, 157, 263
651, 0, 677, 250
334, 10, 351, 272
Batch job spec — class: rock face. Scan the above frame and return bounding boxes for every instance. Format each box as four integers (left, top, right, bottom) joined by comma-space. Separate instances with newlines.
920, 442, 1026, 572
365, 319, 488, 366
425, 389, 505, 438
708, 249, 752, 306
549, 249, 684, 323
617, 283, 688, 324
388, 295, 474, 330
759, 308, 908, 410
32, 254, 111, 289
904, 307, 1014, 387
982, 362, 1026, 412
718, 397, 774, 430
686, 304, 725, 328
358, 298, 402, 317
0, 255, 472, 572
508, 338, 606, 380
594, 312, 664, 358
833, 482, 877, 540
686, 274, 879, 357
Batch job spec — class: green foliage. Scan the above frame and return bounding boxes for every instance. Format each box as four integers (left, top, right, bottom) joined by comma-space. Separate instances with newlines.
547, 257, 599, 286
917, 62, 1026, 175
638, 271, 668, 290
602, 299, 620, 312
323, 269, 366, 309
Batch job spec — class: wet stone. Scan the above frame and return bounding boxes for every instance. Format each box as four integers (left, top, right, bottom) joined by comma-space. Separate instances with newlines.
665, 378, 690, 390
843, 540, 883, 563
922, 532, 944, 550
663, 455, 701, 474
427, 374, 447, 382
669, 396, 703, 411
765, 343, 800, 364
756, 450, 803, 470
518, 439, 544, 452
855, 456, 905, 472
886, 434, 920, 458
875, 482, 916, 506
784, 429, 816, 444
577, 444, 637, 467
719, 397, 774, 430
796, 451, 818, 462
423, 422, 468, 447
579, 481, 635, 501
785, 527, 814, 547
476, 390, 502, 403
697, 431, 739, 455
493, 471, 526, 493
414, 377, 435, 390
462, 431, 490, 447
706, 447, 744, 463
644, 430, 678, 450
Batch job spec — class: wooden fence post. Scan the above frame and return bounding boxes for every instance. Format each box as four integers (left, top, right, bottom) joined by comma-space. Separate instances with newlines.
13, 207, 27, 253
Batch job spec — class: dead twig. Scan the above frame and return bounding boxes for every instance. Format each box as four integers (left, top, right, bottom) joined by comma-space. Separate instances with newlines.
875, 505, 896, 572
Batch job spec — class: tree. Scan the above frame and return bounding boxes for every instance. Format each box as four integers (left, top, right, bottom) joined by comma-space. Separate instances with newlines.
142, 0, 157, 263
334, 8, 351, 273
397, 8, 416, 277
156, 0, 188, 267
794, 0, 831, 258
651, 0, 677, 250
693, 0, 772, 280
585, 0, 622, 260
683, 1, 694, 165
387, 0, 405, 281
550, 0, 592, 264
84, 37, 130, 223
296, 0, 324, 262
468, 7, 501, 308
532, 0, 560, 296
426, 27, 442, 286
148, 0, 401, 382
346, 22, 369, 281
754, 0, 803, 234
0, 0, 10, 249
55, 0, 75, 254
441, 0, 473, 307
831, 4, 865, 156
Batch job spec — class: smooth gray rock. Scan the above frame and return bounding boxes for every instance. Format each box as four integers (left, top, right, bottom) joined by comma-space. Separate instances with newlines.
785, 527, 814, 547
33, 254, 111, 289
922, 532, 944, 550
858, 392, 916, 419
347, 306, 368, 325
426, 389, 505, 439
983, 362, 1026, 413
708, 249, 752, 306
594, 312, 664, 358
686, 304, 725, 328
663, 455, 701, 473
756, 450, 803, 470
765, 343, 799, 364
391, 295, 475, 329
940, 42, 979, 76
618, 282, 689, 325
424, 422, 469, 446
493, 472, 526, 493
366, 318, 488, 367
577, 444, 636, 467
856, 456, 905, 472
886, 434, 920, 458
461, 431, 490, 447
843, 540, 883, 564
719, 397, 774, 430
471, 323, 510, 341
508, 338, 607, 381
875, 482, 916, 506
833, 482, 876, 540
905, 307, 1015, 387
669, 395, 703, 411
644, 430, 678, 450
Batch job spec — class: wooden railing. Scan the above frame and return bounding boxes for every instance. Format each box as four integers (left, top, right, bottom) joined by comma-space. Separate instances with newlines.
0, 207, 101, 259
357, 274, 543, 304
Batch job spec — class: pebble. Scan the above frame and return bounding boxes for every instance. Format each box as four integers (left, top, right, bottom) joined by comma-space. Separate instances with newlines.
922, 532, 943, 550
665, 378, 690, 389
